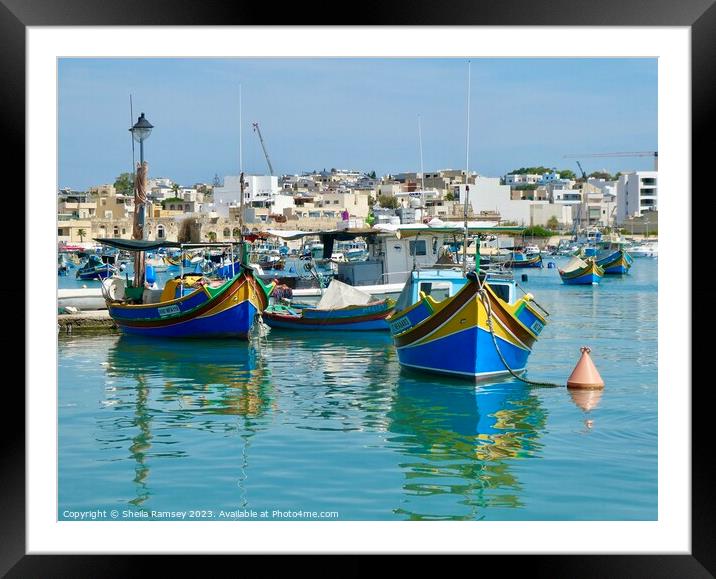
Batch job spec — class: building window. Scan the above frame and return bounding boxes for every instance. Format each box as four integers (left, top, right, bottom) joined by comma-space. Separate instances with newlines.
157, 224, 165, 239
223, 228, 230, 238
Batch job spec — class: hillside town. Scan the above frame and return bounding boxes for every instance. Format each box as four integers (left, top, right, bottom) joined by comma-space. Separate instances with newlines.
57, 165, 658, 245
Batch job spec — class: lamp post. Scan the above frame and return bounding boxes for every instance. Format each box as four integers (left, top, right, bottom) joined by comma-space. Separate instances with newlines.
129, 113, 153, 288
130, 112, 153, 240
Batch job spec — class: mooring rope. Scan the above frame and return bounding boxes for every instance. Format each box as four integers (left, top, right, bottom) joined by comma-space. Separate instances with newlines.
476, 276, 562, 388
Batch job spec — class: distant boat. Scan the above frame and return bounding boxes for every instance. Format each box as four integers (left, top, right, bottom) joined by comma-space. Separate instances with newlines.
58, 254, 70, 276
263, 280, 393, 331
629, 242, 658, 258
76, 254, 117, 280
146, 254, 169, 272
558, 256, 604, 285
504, 252, 543, 268
165, 252, 203, 268
595, 246, 633, 274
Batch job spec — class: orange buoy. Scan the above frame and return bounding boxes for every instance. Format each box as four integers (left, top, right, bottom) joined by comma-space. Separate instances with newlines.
566, 346, 604, 390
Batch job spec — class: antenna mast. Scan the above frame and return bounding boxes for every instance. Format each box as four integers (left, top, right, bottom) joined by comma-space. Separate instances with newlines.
418, 115, 425, 216
129, 94, 136, 178
463, 61, 471, 275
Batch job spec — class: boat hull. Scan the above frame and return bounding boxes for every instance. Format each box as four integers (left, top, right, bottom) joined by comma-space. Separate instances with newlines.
505, 255, 543, 268
559, 259, 604, 285
263, 301, 392, 331
107, 272, 269, 339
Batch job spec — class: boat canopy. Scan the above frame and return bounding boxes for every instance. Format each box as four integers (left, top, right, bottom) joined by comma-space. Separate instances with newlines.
94, 238, 249, 252
94, 238, 182, 251
387, 224, 524, 239
562, 256, 588, 272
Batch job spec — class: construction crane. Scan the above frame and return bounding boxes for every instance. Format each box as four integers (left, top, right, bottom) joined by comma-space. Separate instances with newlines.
252, 122, 274, 175
564, 151, 658, 171
576, 160, 587, 181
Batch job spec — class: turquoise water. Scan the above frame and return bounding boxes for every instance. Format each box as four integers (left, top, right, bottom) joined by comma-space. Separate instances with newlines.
58, 257, 657, 521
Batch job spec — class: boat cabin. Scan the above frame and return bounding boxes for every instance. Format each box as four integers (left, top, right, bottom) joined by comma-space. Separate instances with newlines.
393, 268, 518, 313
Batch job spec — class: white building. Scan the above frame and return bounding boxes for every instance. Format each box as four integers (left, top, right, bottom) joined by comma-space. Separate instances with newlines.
212, 175, 281, 217
616, 171, 657, 223
212, 175, 289, 218
455, 177, 573, 227
504, 173, 542, 186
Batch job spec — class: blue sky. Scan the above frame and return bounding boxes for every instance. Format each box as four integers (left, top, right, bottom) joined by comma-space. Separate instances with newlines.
58, 58, 657, 190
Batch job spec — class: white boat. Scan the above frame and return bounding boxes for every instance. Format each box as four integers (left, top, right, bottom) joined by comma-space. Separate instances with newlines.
58, 287, 107, 311
629, 242, 658, 258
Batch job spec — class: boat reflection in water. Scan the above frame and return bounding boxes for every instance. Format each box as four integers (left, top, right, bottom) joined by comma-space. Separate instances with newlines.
101, 336, 273, 508
263, 329, 398, 432
387, 374, 547, 520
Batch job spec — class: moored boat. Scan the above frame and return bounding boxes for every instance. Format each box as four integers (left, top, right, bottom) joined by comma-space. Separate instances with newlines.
263, 279, 393, 331
558, 256, 604, 285
76, 254, 117, 280
596, 248, 633, 274
386, 268, 548, 380
504, 252, 543, 268
98, 239, 273, 339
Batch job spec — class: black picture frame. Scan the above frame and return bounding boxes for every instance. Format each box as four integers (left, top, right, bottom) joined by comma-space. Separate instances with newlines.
5, 1, 704, 575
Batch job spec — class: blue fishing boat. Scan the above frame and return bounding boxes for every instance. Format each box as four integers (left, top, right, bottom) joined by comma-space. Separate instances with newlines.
98, 239, 273, 339
504, 252, 543, 268
590, 236, 633, 274
76, 254, 117, 280
263, 280, 393, 331
58, 254, 71, 276
386, 267, 548, 380
558, 256, 604, 285
596, 248, 633, 274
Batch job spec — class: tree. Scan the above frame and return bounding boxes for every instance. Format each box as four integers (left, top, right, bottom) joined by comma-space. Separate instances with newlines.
77, 228, 86, 243
558, 169, 577, 181
377, 194, 399, 209
546, 216, 559, 230
444, 191, 455, 201
114, 173, 133, 196
507, 166, 553, 175
588, 171, 614, 181
171, 183, 180, 196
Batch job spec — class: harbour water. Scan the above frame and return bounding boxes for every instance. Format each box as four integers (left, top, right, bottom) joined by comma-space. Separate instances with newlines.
58, 257, 657, 521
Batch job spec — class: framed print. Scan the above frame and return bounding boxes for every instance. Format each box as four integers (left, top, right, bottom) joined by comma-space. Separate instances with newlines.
5, 0, 706, 575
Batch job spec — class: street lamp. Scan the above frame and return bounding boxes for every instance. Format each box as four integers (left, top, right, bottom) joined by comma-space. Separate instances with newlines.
130, 112, 153, 163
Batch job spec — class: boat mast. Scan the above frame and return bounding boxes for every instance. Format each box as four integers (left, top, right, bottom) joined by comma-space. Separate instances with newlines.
463, 60, 471, 276
239, 87, 246, 265
418, 114, 425, 215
